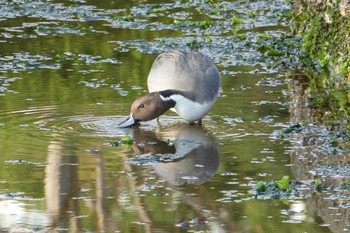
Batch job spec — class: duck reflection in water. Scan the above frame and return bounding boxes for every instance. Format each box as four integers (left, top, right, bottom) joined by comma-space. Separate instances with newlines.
127, 124, 221, 186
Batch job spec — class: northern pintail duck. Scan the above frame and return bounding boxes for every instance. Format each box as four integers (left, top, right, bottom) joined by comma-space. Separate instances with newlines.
118, 50, 221, 127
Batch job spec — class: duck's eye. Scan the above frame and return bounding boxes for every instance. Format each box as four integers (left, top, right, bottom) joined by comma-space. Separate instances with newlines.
139, 104, 145, 109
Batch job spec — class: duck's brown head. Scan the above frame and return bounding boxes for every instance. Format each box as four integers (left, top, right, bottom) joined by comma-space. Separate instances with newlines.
118, 92, 175, 127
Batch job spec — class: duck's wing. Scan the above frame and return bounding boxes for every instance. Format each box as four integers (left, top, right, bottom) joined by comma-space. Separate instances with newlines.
147, 50, 220, 103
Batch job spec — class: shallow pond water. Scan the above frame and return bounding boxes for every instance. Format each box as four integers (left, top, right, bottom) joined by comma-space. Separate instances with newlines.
0, 0, 342, 232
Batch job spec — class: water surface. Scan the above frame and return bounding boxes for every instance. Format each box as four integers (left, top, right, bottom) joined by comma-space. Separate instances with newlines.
0, 0, 337, 232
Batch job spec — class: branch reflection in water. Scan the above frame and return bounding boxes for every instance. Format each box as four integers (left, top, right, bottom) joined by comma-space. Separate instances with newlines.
45, 140, 117, 232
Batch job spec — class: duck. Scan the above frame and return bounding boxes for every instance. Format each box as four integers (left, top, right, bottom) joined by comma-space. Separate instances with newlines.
118, 49, 221, 127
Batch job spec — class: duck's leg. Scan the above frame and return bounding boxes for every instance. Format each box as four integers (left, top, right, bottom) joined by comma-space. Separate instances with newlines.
189, 119, 202, 126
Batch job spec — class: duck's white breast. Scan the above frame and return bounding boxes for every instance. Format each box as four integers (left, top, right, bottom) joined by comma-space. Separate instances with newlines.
161, 94, 216, 122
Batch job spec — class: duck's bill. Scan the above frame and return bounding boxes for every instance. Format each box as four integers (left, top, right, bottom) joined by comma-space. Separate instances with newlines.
118, 114, 138, 127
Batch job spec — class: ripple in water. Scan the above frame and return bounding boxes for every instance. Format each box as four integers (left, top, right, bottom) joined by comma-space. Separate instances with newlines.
40, 112, 191, 138
0, 105, 271, 141
38, 114, 137, 138
0, 106, 134, 138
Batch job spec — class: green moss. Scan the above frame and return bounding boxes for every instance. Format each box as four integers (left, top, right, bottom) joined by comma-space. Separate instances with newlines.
275, 176, 290, 191
112, 135, 134, 148
230, 16, 243, 25
292, 0, 350, 127
121, 15, 135, 22
186, 39, 203, 49
247, 11, 257, 18
292, 1, 350, 77
200, 20, 211, 30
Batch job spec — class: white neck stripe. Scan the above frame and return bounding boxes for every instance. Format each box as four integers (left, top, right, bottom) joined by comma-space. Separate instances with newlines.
160, 94, 173, 102
160, 94, 215, 122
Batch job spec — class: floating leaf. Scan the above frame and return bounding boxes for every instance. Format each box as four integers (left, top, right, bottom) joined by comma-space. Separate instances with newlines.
275, 176, 290, 191
231, 16, 243, 25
